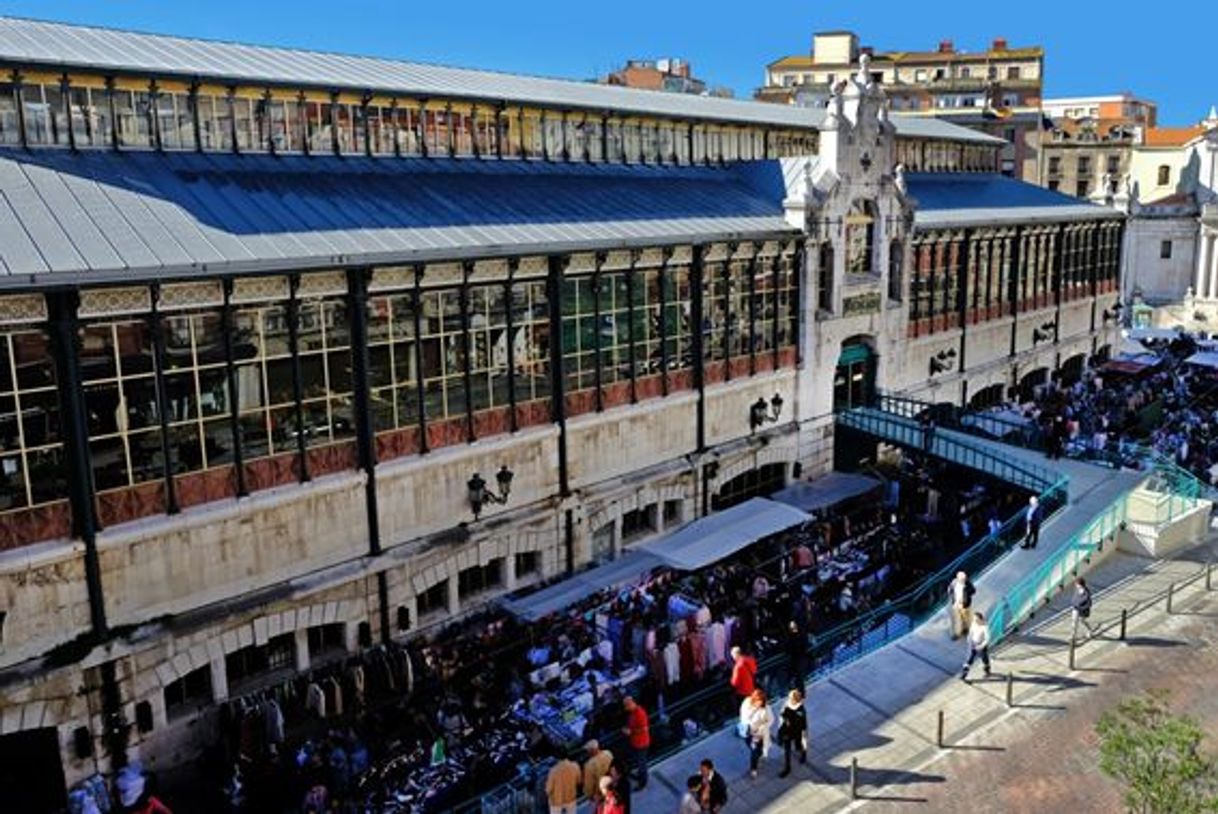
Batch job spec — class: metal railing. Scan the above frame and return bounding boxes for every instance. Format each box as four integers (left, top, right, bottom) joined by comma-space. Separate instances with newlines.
836, 404, 1060, 494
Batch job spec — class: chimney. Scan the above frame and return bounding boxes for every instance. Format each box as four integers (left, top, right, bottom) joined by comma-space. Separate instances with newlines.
938, 40, 954, 54
991, 38, 1008, 51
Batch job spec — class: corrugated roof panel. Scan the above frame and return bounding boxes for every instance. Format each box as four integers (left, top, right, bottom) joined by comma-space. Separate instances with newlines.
0, 16, 994, 144
20, 162, 125, 271
0, 148, 796, 285
0, 191, 49, 275
0, 158, 87, 272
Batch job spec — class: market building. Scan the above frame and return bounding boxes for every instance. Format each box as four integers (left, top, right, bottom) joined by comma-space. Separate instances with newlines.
0, 17, 1122, 808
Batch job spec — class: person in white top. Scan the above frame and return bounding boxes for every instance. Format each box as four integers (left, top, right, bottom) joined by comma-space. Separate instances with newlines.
739, 688, 774, 779
960, 612, 992, 682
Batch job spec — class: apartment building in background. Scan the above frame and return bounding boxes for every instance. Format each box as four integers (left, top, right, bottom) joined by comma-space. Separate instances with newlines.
603, 58, 731, 97
1041, 93, 1158, 200
757, 30, 1044, 182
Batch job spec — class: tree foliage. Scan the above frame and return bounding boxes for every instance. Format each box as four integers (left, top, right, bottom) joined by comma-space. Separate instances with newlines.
1095, 690, 1218, 814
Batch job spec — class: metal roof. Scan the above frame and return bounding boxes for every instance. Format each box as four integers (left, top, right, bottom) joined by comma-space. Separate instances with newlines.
0, 148, 797, 288
907, 172, 1125, 228
0, 16, 997, 143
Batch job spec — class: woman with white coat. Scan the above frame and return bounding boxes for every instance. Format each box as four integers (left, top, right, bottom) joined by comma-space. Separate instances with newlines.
739, 688, 774, 778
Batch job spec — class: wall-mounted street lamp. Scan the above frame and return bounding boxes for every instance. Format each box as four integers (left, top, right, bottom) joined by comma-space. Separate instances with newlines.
929, 348, 956, 376
749, 393, 784, 433
1032, 321, 1057, 346
467, 465, 514, 520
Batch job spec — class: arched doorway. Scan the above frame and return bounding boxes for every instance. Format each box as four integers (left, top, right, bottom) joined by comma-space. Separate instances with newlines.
834, 336, 877, 411
968, 383, 1006, 411
1059, 353, 1087, 387
1017, 367, 1049, 403
712, 462, 788, 511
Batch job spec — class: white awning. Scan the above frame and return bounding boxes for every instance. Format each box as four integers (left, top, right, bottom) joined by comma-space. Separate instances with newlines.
499, 549, 663, 622
1185, 351, 1218, 370
500, 497, 810, 621
638, 497, 811, 571
770, 472, 881, 513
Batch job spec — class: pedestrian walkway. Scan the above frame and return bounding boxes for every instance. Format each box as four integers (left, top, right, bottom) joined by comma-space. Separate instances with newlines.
630, 538, 1217, 812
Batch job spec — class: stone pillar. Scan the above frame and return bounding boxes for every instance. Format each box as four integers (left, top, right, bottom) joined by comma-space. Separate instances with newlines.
210, 657, 229, 703
446, 575, 460, 617
504, 551, 518, 592
1208, 234, 1218, 301
1198, 232, 1213, 300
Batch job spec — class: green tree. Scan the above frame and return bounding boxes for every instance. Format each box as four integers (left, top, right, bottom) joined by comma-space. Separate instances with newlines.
1096, 690, 1218, 814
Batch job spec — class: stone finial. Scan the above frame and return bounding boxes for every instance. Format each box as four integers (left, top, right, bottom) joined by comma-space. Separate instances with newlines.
894, 162, 907, 196
856, 53, 872, 86
1206, 105, 1218, 130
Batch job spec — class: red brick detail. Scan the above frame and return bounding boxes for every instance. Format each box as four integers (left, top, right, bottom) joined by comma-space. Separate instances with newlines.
670, 369, 694, 392
425, 417, 468, 451
729, 357, 752, 378
472, 406, 512, 439
306, 442, 358, 478
754, 355, 775, 374
704, 361, 726, 385
564, 389, 597, 419
244, 452, 301, 493
0, 500, 72, 551
602, 381, 633, 409
95, 480, 167, 529
515, 400, 551, 430
778, 347, 797, 368
636, 374, 664, 401
376, 427, 422, 462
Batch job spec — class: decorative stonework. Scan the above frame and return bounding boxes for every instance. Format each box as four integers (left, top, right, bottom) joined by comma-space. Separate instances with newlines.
516, 256, 549, 277
419, 262, 463, 287
471, 258, 510, 281
298, 270, 347, 297
843, 291, 882, 317
0, 293, 47, 325
369, 266, 415, 292
157, 281, 223, 311
231, 276, 289, 304
79, 286, 152, 318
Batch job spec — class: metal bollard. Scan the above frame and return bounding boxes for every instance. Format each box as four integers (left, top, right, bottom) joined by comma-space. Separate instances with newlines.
1207, 562, 1213, 592
1068, 637, 1076, 670
936, 709, 945, 748
850, 756, 859, 800
1167, 583, 1175, 615
1006, 672, 1014, 707
1119, 608, 1127, 642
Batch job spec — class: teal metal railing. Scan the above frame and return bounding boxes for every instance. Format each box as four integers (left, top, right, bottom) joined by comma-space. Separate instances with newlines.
836, 404, 1061, 494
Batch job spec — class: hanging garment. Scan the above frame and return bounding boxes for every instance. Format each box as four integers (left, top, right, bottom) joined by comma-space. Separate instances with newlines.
305, 682, 326, 719
689, 630, 708, 679
262, 699, 285, 745
663, 641, 680, 684
708, 621, 727, 668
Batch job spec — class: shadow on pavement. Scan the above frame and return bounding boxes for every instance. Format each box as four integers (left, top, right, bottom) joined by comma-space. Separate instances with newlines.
1015, 673, 1098, 691
1124, 636, 1187, 648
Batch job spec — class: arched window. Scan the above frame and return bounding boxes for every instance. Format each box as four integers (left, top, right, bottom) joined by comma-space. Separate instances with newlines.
845, 200, 877, 279
817, 241, 835, 311
888, 239, 904, 302
1157, 165, 1171, 186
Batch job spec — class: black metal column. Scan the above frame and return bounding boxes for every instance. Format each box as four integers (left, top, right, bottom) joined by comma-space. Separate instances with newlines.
548, 255, 571, 497
287, 275, 310, 482
658, 258, 670, 397
957, 232, 970, 371
48, 291, 107, 639
1009, 230, 1023, 357
691, 245, 706, 453
722, 248, 733, 382
626, 251, 639, 404
346, 267, 381, 555
505, 262, 519, 432
591, 253, 604, 413
220, 280, 247, 497
747, 245, 758, 376
460, 262, 475, 441
412, 265, 429, 454
148, 286, 178, 515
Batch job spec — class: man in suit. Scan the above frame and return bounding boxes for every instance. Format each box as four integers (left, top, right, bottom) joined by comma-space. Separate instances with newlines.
699, 759, 728, 813
1020, 496, 1043, 549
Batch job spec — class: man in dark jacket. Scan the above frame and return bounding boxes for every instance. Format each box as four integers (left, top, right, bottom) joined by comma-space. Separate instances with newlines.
699, 759, 728, 813
784, 621, 808, 689
1071, 577, 1096, 641
1020, 496, 1043, 549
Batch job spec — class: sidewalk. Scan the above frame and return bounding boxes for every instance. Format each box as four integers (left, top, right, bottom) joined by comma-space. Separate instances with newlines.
630, 539, 1217, 813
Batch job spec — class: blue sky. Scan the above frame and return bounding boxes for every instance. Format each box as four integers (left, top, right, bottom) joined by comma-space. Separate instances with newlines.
0, 0, 1212, 124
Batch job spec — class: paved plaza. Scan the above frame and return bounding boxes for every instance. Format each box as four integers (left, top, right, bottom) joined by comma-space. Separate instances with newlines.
632, 532, 1218, 813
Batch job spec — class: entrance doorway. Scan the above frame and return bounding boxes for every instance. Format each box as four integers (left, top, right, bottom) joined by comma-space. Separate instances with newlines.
0, 728, 67, 813
711, 463, 787, 511
834, 339, 876, 412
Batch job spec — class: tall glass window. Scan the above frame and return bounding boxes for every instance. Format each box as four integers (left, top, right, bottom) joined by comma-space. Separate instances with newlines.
296, 296, 355, 449
162, 310, 232, 486
468, 285, 511, 413
366, 291, 419, 439
112, 88, 153, 148
419, 287, 466, 428
560, 276, 597, 395
510, 279, 551, 427
231, 297, 295, 464
0, 326, 65, 519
